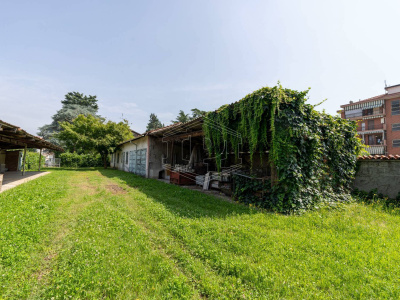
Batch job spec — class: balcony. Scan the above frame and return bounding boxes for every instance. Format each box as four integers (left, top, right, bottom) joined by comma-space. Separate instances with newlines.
358, 123, 384, 132
365, 145, 385, 155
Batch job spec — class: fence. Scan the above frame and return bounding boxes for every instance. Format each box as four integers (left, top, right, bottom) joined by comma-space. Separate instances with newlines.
45, 158, 61, 167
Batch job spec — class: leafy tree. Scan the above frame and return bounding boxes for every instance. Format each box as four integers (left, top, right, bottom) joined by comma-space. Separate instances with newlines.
146, 113, 164, 131
171, 110, 190, 124
190, 108, 207, 119
57, 115, 133, 168
38, 92, 99, 145
171, 108, 207, 124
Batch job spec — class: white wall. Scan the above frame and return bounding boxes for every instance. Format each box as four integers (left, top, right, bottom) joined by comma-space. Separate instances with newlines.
111, 136, 149, 175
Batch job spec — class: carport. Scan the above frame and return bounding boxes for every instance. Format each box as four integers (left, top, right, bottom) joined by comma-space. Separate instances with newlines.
0, 120, 63, 192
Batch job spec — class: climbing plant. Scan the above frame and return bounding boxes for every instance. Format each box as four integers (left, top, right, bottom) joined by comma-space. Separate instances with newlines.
203, 84, 363, 213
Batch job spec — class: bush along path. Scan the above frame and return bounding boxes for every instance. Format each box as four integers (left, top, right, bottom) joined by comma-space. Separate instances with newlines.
1, 169, 400, 299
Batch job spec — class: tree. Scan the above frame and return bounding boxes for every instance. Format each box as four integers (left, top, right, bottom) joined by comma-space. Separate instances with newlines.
57, 115, 133, 168
61, 92, 98, 110
146, 113, 164, 131
190, 108, 207, 119
171, 110, 190, 124
171, 108, 207, 124
38, 92, 99, 145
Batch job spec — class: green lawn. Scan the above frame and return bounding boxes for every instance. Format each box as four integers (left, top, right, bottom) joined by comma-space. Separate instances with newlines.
1, 169, 399, 299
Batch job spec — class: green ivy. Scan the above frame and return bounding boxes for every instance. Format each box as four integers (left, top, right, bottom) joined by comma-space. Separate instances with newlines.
203, 84, 363, 213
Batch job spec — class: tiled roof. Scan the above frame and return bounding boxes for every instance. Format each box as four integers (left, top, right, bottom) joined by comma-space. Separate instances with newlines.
117, 122, 188, 146
0, 119, 64, 151
358, 155, 400, 160
145, 122, 182, 135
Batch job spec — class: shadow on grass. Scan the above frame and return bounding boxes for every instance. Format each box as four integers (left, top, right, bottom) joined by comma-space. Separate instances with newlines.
98, 168, 255, 219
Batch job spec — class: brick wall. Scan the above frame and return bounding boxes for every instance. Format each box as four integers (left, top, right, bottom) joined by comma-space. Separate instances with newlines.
385, 98, 400, 155
5, 151, 20, 171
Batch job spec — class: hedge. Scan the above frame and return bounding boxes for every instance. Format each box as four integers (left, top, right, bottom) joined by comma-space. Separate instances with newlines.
59, 153, 104, 168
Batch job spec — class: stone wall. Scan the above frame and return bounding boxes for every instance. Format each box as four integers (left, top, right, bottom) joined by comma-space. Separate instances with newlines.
354, 160, 400, 198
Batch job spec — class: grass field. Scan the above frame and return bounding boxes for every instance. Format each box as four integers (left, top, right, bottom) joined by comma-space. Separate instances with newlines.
1, 168, 400, 299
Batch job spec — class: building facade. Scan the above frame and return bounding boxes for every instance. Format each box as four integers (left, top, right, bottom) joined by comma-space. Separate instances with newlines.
339, 84, 400, 155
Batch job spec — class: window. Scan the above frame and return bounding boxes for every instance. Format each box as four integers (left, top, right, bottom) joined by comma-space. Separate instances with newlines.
361, 122, 365, 131
368, 120, 374, 130
126, 152, 129, 164
392, 100, 400, 115
362, 108, 373, 116
393, 140, 400, 147
368, 135, 375, 145
392, 123, 400, 131
117, 153, 120, 163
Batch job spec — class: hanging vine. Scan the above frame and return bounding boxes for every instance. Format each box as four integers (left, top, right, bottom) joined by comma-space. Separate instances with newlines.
203, 84, 363, 213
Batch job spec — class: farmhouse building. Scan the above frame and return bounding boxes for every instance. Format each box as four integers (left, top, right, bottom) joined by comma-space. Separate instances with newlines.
339, 83, 400, 155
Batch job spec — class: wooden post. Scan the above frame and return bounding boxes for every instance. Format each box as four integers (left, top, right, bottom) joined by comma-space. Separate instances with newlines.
38, 148, 42, 171
170, 141, 175, 166
22, 145, 27, 176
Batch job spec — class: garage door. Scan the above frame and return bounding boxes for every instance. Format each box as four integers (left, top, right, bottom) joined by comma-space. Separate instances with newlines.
129, 149, 147, 176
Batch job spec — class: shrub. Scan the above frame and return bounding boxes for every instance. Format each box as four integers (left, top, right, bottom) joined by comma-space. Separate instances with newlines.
59, 152, 104, 168
352, 188, 400, 209
21, 152, 46, 171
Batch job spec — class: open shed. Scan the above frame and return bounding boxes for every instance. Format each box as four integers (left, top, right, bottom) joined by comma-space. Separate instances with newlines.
0, 119, 63, 191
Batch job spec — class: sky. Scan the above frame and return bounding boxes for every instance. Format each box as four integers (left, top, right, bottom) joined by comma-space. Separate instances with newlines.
1, 0, 400, 134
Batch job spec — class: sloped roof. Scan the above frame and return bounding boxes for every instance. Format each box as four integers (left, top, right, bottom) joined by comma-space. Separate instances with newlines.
0, 120, 64, 151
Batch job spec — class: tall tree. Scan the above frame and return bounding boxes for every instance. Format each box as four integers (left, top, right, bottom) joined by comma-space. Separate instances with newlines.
146, 113, 164, 131
57, 115, 133, 168
171, 108, 208, 124
171, 110, 190, 124
61, 92, 99, 110
190, 108, 207, 119
38, 92, 99, 145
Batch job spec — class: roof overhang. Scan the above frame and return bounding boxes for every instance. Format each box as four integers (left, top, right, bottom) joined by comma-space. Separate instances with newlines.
0, 120, 64, 151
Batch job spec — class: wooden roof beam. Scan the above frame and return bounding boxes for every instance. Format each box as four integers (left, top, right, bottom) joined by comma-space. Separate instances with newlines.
162, 130, 204, 141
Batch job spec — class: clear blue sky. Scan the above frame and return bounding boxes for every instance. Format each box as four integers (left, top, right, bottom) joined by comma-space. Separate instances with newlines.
1, 0, 400, 134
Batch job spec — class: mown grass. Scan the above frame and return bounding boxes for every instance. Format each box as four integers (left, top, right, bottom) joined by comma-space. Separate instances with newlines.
1, 168, 400, 299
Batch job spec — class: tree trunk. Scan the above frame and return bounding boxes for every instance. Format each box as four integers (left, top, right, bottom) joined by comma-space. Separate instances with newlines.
103, 154, 108, 169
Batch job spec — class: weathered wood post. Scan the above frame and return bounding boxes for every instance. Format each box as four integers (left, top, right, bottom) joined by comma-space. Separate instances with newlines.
38, 148, 42, 172
22, 145, 27, 176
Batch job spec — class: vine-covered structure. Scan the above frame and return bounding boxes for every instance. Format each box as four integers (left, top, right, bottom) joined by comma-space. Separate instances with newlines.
203, 85, 363, 212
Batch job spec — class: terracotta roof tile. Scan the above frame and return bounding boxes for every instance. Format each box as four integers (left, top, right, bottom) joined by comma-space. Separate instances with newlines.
358, 155, 400, 160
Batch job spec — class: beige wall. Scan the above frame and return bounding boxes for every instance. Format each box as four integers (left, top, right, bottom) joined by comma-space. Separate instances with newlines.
111, 136, 149, 174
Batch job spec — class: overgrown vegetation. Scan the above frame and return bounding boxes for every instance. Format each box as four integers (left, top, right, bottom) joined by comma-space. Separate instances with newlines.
1, 169, 400, 299
21, 151, 46, 171
352, 188, 400, 210
204, 84, 363, 213
59, 152, 104, 168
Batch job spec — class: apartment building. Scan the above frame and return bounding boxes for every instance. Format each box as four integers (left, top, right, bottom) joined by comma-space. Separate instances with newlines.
339, 84, 400, 155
